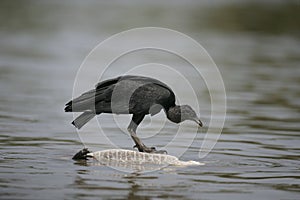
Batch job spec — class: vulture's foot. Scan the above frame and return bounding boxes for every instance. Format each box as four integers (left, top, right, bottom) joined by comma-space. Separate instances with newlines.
133, 145, 167, 154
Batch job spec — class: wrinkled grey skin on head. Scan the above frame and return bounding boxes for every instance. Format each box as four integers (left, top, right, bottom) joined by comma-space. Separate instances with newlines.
167, 105, 203, 127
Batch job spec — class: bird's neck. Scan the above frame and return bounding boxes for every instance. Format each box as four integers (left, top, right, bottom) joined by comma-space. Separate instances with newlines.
166, 105, 181, 123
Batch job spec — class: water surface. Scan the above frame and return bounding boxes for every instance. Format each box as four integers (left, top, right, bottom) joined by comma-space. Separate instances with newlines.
0, 1, 299, 199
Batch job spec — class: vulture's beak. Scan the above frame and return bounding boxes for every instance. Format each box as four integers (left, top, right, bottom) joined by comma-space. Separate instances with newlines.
193, 118, 203, 127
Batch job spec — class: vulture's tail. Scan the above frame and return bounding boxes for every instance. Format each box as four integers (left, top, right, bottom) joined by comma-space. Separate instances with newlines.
72, 111, 96, 129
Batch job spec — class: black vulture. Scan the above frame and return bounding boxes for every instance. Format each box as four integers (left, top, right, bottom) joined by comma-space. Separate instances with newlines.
65, 75, 202, 153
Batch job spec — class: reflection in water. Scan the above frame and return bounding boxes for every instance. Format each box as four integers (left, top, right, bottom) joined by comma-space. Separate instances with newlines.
126, 179, 151, 200
0, 0, 300, 200
70, 171, 153, 200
